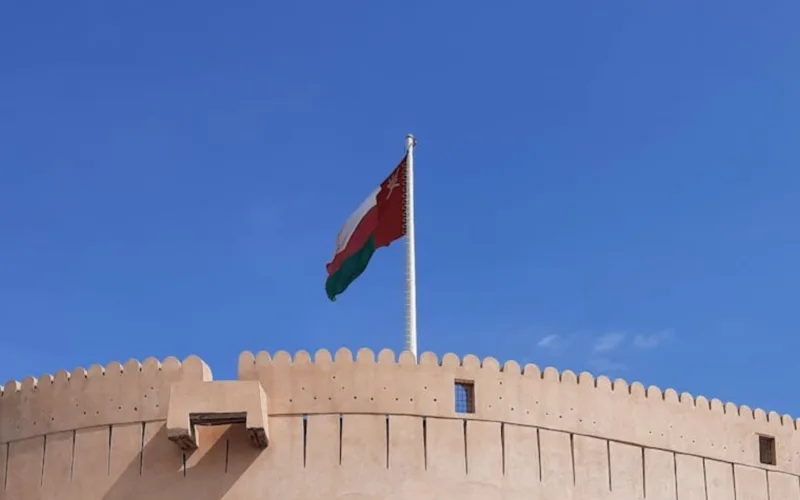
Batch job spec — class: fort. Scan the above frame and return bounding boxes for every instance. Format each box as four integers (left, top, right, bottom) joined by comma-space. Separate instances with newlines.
0, 348, 798, 499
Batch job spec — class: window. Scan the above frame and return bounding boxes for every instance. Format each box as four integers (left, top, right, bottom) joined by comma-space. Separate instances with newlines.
454, 380, 475, 414
759, 435, 776, 465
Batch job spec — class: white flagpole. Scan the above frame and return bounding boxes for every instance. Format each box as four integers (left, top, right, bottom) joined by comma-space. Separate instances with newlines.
404, 134, 418, 359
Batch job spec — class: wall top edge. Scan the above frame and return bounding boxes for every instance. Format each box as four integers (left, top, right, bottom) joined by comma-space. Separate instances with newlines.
0, 354, 212, 398
236, 348, 794, 430
0, 348, 793, 431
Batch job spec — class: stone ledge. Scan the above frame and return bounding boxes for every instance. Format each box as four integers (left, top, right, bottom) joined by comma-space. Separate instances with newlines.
166, 380, 268, 451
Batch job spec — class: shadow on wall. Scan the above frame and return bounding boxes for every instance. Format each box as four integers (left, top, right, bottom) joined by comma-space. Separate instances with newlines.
103, 424, 259, 500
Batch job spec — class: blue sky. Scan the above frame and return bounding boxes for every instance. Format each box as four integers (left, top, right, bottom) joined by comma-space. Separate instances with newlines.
1, 1, 799, 417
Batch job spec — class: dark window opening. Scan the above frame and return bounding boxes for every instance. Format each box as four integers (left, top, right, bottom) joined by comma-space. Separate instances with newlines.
759, 435, 776, 465
454, 380, 475, 414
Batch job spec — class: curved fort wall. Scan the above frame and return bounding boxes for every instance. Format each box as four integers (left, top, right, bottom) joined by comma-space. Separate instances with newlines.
0, 349, 798, 499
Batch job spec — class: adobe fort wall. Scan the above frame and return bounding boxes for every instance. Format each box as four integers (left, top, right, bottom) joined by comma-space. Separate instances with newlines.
0, 348, 797, 499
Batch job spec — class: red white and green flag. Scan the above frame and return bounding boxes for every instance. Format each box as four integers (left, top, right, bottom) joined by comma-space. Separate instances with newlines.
325, 156, 407, 301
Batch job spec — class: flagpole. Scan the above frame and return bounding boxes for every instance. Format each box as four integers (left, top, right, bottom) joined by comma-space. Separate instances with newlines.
404, 134, 418, 360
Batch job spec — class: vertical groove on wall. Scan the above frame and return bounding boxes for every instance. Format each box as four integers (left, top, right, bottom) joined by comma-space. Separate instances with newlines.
338, 414, 343, 466
385, 416, 390, 470
69, 430, 76, 482
40, 434, 47, 485
463, 419, 469, 475
302, 414, 308, 469
536, 428, 542, 482
569, 433, 576, 485
702, 459, 709, 500
641, 446, 647, 498
107, 425, 113, 476
606, 439, 613, 491
224, 439, 230, 474
672, 452, 678, 500
731, 463, 737, 500
182, 453, 186, 477
3, 443, 8, 490
138, 423, 145, 476
422, 417, 428, 471
500, 423, 506, 476
765, 470, 771, 500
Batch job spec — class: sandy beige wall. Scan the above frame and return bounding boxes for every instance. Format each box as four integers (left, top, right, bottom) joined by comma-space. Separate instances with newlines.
0, 356, 211, 444
0, 416, 797, 499
0, 348, 798, 499
238, 348, 800, 475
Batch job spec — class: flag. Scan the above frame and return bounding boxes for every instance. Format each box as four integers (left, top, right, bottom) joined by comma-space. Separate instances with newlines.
325, 156, 407, 301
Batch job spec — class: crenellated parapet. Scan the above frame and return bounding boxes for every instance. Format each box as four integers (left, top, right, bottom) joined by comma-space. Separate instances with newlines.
2, 347, 799, 482
238, 348, 800, 476
0, 355, 212, 444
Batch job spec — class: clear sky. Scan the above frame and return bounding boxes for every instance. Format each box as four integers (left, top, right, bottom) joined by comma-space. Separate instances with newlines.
1, 1, 799, 417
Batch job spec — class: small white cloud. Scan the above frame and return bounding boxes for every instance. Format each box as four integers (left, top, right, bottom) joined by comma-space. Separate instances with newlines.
593, 332, 625, 353
589, 358, 628, 372
634, 330, 674, 349
537, 334, 559, 348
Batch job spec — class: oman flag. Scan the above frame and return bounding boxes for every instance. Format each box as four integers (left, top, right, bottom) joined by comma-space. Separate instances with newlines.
325, 156, 407, 301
